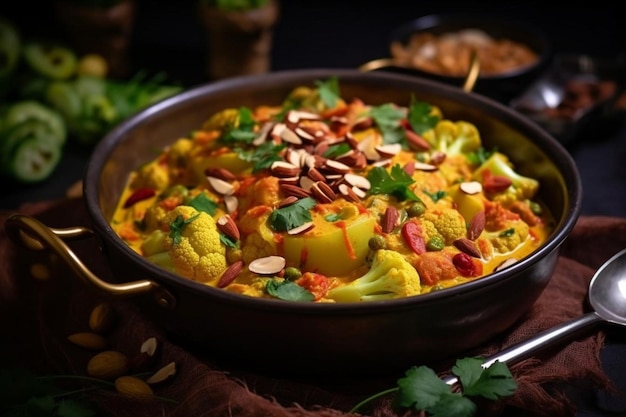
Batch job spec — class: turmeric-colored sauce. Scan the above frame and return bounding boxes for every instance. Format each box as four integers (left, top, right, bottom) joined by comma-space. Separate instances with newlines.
110, 78, 555, 302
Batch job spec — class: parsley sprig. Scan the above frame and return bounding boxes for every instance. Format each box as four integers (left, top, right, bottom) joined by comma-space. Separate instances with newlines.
351, 357, 517, 417
407, 96, 440, 134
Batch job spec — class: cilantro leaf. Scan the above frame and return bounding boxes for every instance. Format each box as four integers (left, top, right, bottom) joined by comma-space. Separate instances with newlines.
423, 189, 447, 203
189, 192, 218, 215
323, 142, 352, 159
407, 97, 439, 134
428, 392, 476, 417
369, 103, 407, 146
367, 164, 421, 202
235, 141, 286, 172
315, 76, 340, 108
396, 366, 450, 410
169, 214, 199, 245
220, 107, 257, 144
269, 197, 317, 232
266, 279, 315, 301
455, 359, 517, 400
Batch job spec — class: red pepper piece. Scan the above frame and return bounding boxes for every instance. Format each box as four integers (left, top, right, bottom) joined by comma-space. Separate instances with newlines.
481, 170, 513, 193
123, 187, 156, 208
401, 221, 426, 255
296, 272, 330, 301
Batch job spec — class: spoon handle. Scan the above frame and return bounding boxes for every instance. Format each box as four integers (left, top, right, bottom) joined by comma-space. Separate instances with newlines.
444, 311, 603, 385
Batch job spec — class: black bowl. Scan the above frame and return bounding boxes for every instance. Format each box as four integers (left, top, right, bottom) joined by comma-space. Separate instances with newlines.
362, 13, 553, 103
15, 69, 581, 377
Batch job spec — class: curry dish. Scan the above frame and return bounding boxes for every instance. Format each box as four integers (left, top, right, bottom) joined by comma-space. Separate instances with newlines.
110, 77, 554, 302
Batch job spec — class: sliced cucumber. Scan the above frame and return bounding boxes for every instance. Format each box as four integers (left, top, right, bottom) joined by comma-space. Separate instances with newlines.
3, 100, 66, 146
0, 120, 62, 183
22, 41, 77, 80
0, 17, 21, 79
46, 80, 82, 120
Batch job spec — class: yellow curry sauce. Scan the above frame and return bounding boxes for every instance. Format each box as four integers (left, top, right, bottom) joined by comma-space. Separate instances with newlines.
110, 78, 554, 302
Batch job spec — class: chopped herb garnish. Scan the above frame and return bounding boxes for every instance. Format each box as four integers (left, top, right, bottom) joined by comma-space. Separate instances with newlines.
407, 97, 439, 134
499, 228, 515, 237
235, 141, 286, 172
169, 214, 199, 245
325, 213, 342, 222
423, 189, 447, 203
315, 76, 340, 108
323, 142, 352, 159
266, 279, 315, 301
189, 192, 218, 215
269, 197, 317, 232
219, 107, 257, 144
369, 103, 407, 146
467, 147, 495, 166
367, 164, 421, 202
220, 233, 238, 249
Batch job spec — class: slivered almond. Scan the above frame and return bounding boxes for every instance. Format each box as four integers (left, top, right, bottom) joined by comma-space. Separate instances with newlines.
323, 159, 350, 174
277, 176, 300, 186
468, 210, 486, 241
286, 110, 321, 124
413, 161, 438, 171
453, 238, 482, 258
495, 258, 518, 272
352, 116, 374, 131
295, 127, 316, 142
405, 129, 430, 150
217, 214, 240, 241
430, 151, 446, 165
460, 181, 482, 195
204, 167, 236, 181
280, 183, 311, 198
375, 143, 402, 158
307, 167, 326, 182
248, 256, 286, 275
217, 260, 244, 288
287, 221, 314, 235
253, 121, 273, 146
351, 186, 367, 199
280, 126, 303, 145
338, 183, 360, 202
382, 207, 399, 233
224, 195, 238, 213
146, 361, 176, 384
271, 161, 301, 177
278, 196, 299, 207
356, 134, 380, 161
207, 176, 235, 195
310, 182, 335, 204
343, 173, 370, 190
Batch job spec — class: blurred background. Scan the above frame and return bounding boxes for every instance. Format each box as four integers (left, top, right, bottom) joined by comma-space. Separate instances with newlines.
1, 1, 625, 212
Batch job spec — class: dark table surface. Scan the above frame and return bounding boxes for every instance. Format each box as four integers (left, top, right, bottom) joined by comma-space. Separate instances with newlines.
2, 2, 626, 416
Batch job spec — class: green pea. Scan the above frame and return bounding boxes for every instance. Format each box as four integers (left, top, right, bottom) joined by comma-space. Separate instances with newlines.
426, 235, 445, 251
406, 201, 426, 218
284, 266, 302, 281
368, 235, 387, 251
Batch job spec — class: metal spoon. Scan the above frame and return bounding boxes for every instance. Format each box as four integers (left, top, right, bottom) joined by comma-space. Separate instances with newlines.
444, 247, 626, 385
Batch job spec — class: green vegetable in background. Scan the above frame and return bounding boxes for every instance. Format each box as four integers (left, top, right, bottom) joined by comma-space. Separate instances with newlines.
0, 18, 21, 79
22, 41, 78, 80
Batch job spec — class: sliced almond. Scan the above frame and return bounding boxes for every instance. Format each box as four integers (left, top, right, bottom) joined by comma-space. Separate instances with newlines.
271, 161, 301, 177
356, 134, 381, 161
413, 161, 438, 171
382, 206, 399, 233
140, 337, 158, 356
337, 183, 361, 203
146, 361, 177, 384
495, 257, 518, 272
375, 143, 402, 158
248, 256, 286, 275
207, 176, 235, 196
299, 175, 315, 191
280, 126, 303, 145
287, 221, 315, 235
343, 173, 371, 190
224, 195, 239, 213
204, 167, 236, 181
405, 129, 430, 151
468, 210, 486, 241
278, 195, 299, 207
310, 182, 334, 204
460, 181, 482, 195
280, 183, 311, 198
68, 332, 108, 350
323, 159, 351, 174
306, 167, 326, 182
294, 127, 316, 142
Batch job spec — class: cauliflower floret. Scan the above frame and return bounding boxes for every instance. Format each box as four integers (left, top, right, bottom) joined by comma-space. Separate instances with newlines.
141, 205, 227, 285
130, 161, 170, 192
473, 151, 539, 207
422, 119, 482, 156
326, 249, 421, 302
422, 207, 467, 245
484, 219, 530, 254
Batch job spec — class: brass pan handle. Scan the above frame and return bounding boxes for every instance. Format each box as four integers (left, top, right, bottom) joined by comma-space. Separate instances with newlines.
5, 213, 176, 309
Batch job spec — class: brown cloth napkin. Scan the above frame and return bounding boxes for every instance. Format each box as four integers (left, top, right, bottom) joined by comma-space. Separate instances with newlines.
1, 198, 625, 417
